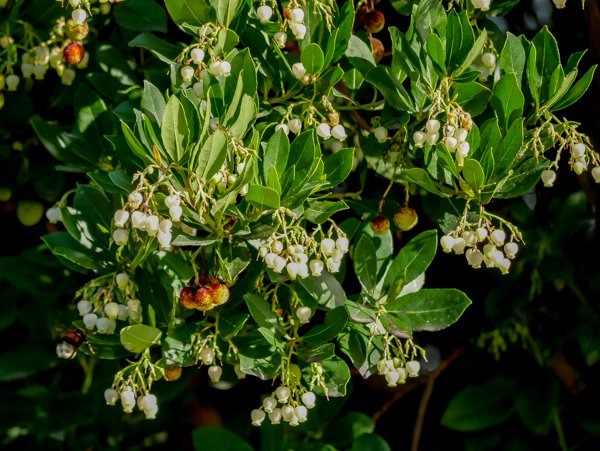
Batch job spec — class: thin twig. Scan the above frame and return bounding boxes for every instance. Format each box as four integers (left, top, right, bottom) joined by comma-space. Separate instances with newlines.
411, 374, 435, 451
372, 347, 464, 424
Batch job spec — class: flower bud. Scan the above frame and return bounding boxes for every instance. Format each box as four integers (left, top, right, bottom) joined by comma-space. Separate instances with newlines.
275, 386, 291, 403
104, 302, 120, 320
112, 229, 129, 245
275, 123, 289, 135
114, 209, 129, 227
301, 391, 316, 409
331, 124, 347, 140
120, 388, 136, 413
83, 313, 97, 329
290, 22, 307, 40
274, 32, 287, 48
374, 126, 388, 143
316, 123, 332, 139
269, 408, 282, 424
321, 238, 335, 255
117, 305, 129, 321
309, 259, 324, 276
190, 48, 205, 64
481, 52, 496, 69
440, 235, 455, 253
452, 237, 466, 255
181, 65, 194, 83
573, 161, 587, 175
290, 8, 304, 23
104, 388, 118, 405
6, 74, 19, 91
504, 242, 519, 259
145, 214, 160, 236
257, 5, 273, 21
425, 119, 441, 134
413, 131, 426, 146
406, 360, 420, 377
291, 62, 306, 79
490, 229, 506, 246
61, 68, 76, 86
466, 248, 484, 268
207, 365, 222, 383
72, 8, 87, 25
128, 192, 143, 208
385, 370, 400, 387
251, 409, 266, 426
46, 207, 62, 224
96, 317, 116, 334
77, 300, 92, 316
219, 61, 231, 77
296, 306, 311, 323
200, 347, 215, 365
591, 166, 600, 183
169, 205, 183, 221
288, 118, 302, 134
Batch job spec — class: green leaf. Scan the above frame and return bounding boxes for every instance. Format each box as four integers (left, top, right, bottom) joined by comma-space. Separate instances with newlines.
210, 0, 242, 27
453, 29, 487, 76
129, 33, 183, 64
0, 345, 57, 382
351, 434, 392, 451
217, 240, 251, 285
298, 272, 346, 309
462, 159, 485, 189
161, 95, 188, 162
42, 232, 98, 272
164, 0, 212, 30
74, 185, 113, 231
343, 68, 364, 90
526, 43, 540, 108
366, 66, 414, 112
121, 121, 152, 164
383, 229, 437, 299
195, 130, 227, 180
114, 0, 167, 32
386, 288, 471, 332
346, 35, 376, 71
305, 200, 348, 224
323, 147, 354, 187
499, 32, 526, 82
515, 379, 559, 435
216, 312, 249, 341
244, 294, 285, 335
339, 323, 384, 378
490, 73, 524, 131
494, 118, 523, 177
552, 65, 597, 111
426, 34, 445, 73
402, 168, 451, 197
453, 81, 491, 117
445, 10, 474, 71
441, 376, 517, 431
246, 185, 280, 211
302, 355, 351, 397
302, 43, 325, 74
495, 156, 549, 199
192, 427, 253, 451
141, 81, 166, 126
532, 26, 560, 101
120, 324, 162, 353
263, 129, 289, 184
303, 307, 349, 347
353, 234, 378, 293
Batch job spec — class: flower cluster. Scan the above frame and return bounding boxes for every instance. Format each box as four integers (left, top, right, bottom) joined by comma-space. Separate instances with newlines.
471, 0, 491, 11
541, 141, 600, 187
250, 386, 316, 427
112, 189, 182, 249
267, 3, 307, 47
377, 358, 421, 387
76, 272, 143, 333
104, 387, 159, 420
441, 225, 519, 274
260, 231, 349, 279
414, 110, 473, 167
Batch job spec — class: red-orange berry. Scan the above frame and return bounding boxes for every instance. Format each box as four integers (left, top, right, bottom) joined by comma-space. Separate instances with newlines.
63, 42, 85, 65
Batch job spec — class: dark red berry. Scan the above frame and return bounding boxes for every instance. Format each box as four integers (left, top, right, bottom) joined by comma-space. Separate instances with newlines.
63, 42, 85, 65
211, 284, 230, 307
194, 287, 215, 311
370, 216, 390, 234
180, 286, 196, 310
363, 10, 385, 34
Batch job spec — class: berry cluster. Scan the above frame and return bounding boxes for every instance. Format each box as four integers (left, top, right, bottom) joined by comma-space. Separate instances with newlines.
260, 233, 349, 278
76, 272, 143, 334
250, 386, 316, 427
179, 276, 231, 312
440, 226, 519, 274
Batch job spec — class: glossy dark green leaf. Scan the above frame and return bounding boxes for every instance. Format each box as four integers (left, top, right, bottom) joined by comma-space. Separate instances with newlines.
302, 43, 325, 74
463, 159, 485, 189
114, 0, 167, 33
353, 234, 378, 293
490, 73, 524, 131
298, 272, 346, 309
305, 200, 348, 224
192, 427, 253, 451
303, 306, 349, 347
246, 185, 280, 211
386, 288, 471, 332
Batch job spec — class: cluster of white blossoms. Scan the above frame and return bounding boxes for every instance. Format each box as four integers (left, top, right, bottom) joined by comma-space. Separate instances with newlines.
209, 161, 250, 196
377, 358, 421, 387
251, 386, 317, 427
112, 190, 183, 249
260, 233, 349, 278
180, 45, 231, 96
471, 0, 491, 11
441, 226, 519, 274
414, 112, 473, 167
315, 120, 347, 141
541, 142, 600, 187
104, 387, 158, 420
197, 346, 225, 384
77, 273, 143, 333
268, 4, 306, 48
274, 117, 303, 136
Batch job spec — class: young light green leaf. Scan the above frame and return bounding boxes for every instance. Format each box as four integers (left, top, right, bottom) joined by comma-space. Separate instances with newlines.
120, 324, 162, 353
301, 43, 325, 74
246, 185, 280, 211
463, 159, 486, 190
195, 129, 227, 181
161, 95, 188, 162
